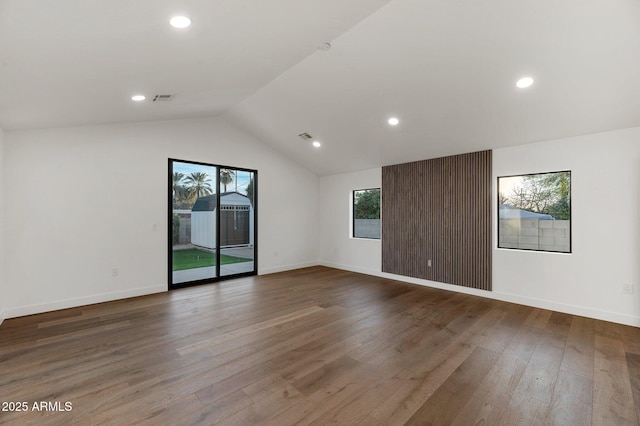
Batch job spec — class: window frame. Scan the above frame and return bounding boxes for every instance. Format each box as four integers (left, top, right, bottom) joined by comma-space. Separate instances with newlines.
352, 187, 381, 240
497, 170, 572, 254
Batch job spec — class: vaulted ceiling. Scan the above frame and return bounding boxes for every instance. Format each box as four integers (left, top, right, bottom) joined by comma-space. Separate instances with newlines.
2, 0, 639, 175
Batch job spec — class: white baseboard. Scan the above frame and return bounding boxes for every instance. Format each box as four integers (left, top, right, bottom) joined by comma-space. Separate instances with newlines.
6, 263, 638, 328
487, 291, 640, 328
2, 263, 319, 320
320, 261, 640, 328
259, 261, 319, 276
4, 284, 166, 319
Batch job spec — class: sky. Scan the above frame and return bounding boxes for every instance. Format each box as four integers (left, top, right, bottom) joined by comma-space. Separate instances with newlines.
498, 176, 523, 199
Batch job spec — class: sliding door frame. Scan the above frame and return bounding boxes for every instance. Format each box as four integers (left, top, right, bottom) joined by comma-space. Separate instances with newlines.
168, 158, 258, 289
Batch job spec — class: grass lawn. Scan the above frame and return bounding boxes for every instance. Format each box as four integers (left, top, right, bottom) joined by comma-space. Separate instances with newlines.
172, 248, 250, 271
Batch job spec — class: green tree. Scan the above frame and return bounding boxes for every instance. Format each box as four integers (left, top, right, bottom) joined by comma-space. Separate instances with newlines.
354, 189, 381, 219
245, 177, 254, 204
185, 172, 213, 199
172, 214, 180, 245
220, 169, 233, 192
543, 172, 571, 219
507, 172, 570, 219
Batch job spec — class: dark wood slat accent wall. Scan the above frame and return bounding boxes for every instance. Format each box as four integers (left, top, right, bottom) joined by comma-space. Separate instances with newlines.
382, 150, 492, 290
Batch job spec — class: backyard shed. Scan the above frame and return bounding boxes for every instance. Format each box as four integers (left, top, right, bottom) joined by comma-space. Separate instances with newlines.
498, 205, 554, 220
191, 192, 254, 249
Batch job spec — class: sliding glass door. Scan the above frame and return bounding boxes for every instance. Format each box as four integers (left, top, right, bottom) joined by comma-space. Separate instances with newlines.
169, 159, 257, 288
219, 168, 256, 277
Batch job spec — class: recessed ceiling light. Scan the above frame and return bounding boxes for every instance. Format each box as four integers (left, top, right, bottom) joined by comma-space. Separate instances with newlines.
170, 16, 191, 29
388, 117, 399, 126
516, 77, 534, 89
131, 95, 146, 101
312, 141, 321, 148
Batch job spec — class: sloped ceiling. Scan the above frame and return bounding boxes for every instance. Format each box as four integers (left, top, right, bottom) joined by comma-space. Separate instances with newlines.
0, 0, 391, 130
227, 0, 640, 175
2, 0, 640, 175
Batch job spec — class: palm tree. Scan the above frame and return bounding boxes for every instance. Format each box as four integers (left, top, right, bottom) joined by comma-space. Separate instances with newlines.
172, 172, 186, 201
185, 172, 213, 199
220, 169, 233, 192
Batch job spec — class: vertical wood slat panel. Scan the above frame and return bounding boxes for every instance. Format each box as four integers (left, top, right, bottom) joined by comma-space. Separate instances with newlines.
382, 150, 492, 291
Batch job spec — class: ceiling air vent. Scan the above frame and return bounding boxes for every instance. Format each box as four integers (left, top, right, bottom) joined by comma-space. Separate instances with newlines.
152, 94, 174, 102
298, 132, 313, 140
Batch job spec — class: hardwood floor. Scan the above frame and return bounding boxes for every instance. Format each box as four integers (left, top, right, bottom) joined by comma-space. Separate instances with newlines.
1, 266, 640, 425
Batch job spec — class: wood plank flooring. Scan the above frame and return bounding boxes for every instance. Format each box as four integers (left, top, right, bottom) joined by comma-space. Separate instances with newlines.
1, 266, 640, 425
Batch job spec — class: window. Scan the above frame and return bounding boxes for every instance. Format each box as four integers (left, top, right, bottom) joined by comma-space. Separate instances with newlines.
353, 188, 381, 239
498, 171, 571, 253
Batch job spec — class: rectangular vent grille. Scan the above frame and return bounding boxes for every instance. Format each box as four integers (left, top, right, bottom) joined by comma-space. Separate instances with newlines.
153, 94, 174, 102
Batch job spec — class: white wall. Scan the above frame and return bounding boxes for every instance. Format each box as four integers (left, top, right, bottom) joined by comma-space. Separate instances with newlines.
3, 117, 319, 318
0, 127, 5, 325
319, 127, 640, 326
493, 127, 640, 325
319, 168, 381, 273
